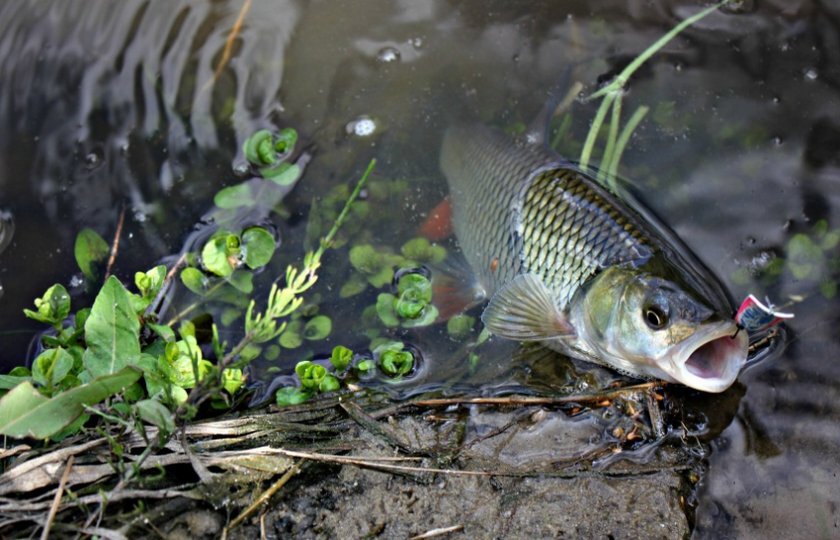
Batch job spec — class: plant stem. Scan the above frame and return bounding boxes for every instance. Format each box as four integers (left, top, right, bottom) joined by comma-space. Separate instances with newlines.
315, 158, 376, 261
579, 91, 616, 170
587, 0, 731, 101
598, 93, 623, 184
606, 105, 649, 189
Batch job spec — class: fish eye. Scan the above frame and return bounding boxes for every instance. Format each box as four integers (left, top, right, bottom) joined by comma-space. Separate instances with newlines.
643, 304, 669, 330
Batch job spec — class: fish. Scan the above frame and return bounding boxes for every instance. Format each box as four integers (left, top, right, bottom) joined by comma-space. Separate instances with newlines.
439, 121, 748, 393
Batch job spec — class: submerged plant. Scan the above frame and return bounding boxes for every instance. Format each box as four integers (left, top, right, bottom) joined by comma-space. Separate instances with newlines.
579, 0, 732, 189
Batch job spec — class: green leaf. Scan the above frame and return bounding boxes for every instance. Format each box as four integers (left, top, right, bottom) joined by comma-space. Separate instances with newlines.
23, 284, 71, 328
374, 341, 414, 377
262, 163, 301, 186
135, 399, 175, 433
397, 272, 432, 302
241, 227, 276, 269
135, 265, 167, 300
319, 374, 340, 393
375, 293, 399, 327
165, 336, 208, 388
274, 127, 298, 154
0, 375, 31, 391
201, 232, 239, 277
32, 347, 74, 388
401, 305, 438, 328
339, 272, 368, 298
214, 183, 254, 209
275, 386, 311, 407
243, 130, 276, 166
82, 277, 141, 378
148, 323, 176, 342
447, 314, 476, 340
330, 345, 353, 371
368, 267, 394, 288
349, 244, 383, 275
0, 367, 142, 440
303, 315, 332, 341
180, 267, 208, 295
356, 359, 375, 374
228, 269, 254, 294
279, 330, 303, 349
295, 361, 326, 390
74, 228, 110, 281
222, 368, 244, 394
401, 238, 447, 264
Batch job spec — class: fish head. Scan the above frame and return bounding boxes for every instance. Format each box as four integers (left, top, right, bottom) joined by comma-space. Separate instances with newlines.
578, 268, 748, 392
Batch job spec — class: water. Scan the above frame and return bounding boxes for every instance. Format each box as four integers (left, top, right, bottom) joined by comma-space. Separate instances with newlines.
0, 1, 838, 536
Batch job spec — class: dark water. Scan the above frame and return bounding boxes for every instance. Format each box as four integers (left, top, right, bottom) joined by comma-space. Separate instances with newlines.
0, 1, 839, 536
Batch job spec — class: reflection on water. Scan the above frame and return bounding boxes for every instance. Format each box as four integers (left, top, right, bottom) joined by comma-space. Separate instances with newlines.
0, 0, 839, 536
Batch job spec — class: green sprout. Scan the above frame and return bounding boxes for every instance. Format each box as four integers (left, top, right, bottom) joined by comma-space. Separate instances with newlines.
23, 284, 71, 331
330, 345, 354, 372
376, 270, 438, 328
373, 341, 415, 378
242, 128, 301, 184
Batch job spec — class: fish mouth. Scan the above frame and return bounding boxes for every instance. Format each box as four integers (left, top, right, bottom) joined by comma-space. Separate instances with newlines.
665, 322, 749, 393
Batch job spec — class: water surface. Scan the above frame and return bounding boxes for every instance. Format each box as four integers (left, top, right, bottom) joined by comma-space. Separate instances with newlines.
0, 1, 838, 536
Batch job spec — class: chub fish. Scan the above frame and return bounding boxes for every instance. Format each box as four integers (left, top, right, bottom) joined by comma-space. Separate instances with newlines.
439, 122, 748, 393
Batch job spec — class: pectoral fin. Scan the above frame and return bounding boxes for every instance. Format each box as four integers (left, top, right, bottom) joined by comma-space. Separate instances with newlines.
481, 273, 575, 341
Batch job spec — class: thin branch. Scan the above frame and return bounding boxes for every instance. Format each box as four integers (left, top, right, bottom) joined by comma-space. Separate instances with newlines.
202, 0, 252, 92
225, 460, 301, 532
40, 455, 74, 540
104, 207, 126, 280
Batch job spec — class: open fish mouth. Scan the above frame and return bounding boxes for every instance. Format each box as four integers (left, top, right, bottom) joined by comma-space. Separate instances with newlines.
667, 322, 749, 393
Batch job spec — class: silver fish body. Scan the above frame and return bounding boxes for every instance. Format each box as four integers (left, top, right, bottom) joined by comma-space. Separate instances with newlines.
440, 122, 748, 392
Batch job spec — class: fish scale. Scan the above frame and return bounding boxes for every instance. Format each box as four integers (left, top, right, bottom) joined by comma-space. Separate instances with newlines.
441, 122, 651, 308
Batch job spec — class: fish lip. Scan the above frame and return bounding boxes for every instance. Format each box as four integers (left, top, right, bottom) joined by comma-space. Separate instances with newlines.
663, 321, 748, 393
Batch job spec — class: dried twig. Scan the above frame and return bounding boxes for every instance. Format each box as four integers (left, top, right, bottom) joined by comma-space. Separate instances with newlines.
408, 382, 658, 408
202, 0, 252, 92
104, 206, 126, 280
225, 460, 301, 532
409, 524, 465, 539
40, 455, 74, 540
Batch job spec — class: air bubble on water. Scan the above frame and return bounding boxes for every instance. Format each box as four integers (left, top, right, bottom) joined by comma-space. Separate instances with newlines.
410, 37, 424, 49
85, 150, 102, 169
376, 47, 400, 63
346, 116, 377, 137
133, 206, 148, 223
69, 274, 84, 289
804, 68, 818, 81
233, 162, 250, 176
772, 96, 781, 105
773, 136, 783, 146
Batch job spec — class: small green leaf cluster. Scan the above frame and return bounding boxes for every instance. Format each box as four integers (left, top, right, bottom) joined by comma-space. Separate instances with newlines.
242, 128, 301, 184
274, 341, 415, 407
342, 237, 446, 298
2, 269, 246, 440
376, 271, 438, 328
214, 127, 303, 211
198, 227, 276, 278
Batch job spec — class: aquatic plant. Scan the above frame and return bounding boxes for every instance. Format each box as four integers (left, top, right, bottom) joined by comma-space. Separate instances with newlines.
579, 0, 732, 188
0, 129, 376, 440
